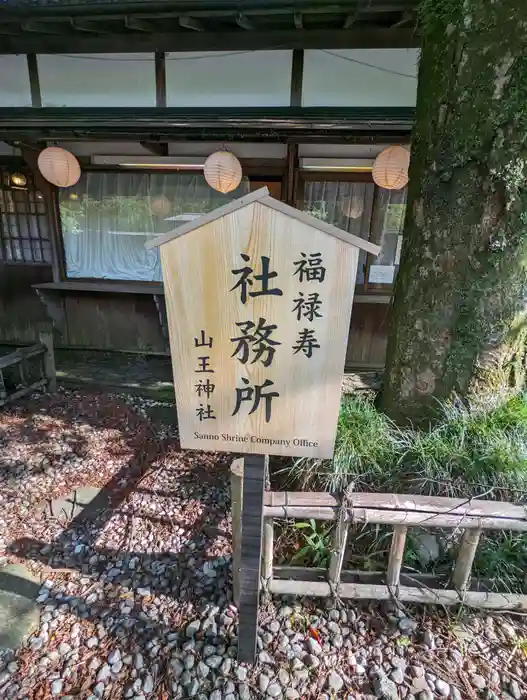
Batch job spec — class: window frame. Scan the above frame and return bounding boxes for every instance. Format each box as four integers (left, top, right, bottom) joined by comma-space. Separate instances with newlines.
0, 167, 52, 267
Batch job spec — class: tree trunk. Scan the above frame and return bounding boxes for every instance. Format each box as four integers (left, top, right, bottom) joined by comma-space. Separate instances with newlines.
380, 0, 527, 423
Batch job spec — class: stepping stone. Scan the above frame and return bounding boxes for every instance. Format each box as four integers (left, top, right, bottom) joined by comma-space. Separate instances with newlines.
48, 486, 102, 521
0, 562, 40, 650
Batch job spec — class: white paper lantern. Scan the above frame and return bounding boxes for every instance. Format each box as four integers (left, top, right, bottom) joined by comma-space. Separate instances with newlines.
204, 150, 242, 193
151, 195, 172, 217
38, 147, 81, 188
339, 194, 364, 219
372, 146, 410, 190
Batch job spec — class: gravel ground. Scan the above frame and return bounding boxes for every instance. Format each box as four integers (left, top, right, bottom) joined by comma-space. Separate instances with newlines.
0, 389, 526, 700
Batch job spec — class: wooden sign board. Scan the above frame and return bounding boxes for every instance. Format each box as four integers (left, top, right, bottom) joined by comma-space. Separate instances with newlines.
147, 188, 380, 460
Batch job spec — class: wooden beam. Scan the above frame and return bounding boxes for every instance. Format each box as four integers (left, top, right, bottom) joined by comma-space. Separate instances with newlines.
155, 51, 166, 108
21, 20, 65, 35
0, 24, 21, 36
236, 13, 254, 30
72, 19, 110, 34
125, 16, 155, 32
0, 28, 420, 53
294, 13, 304, 29
284, 143, 298, 206
26, 54, 42, 108
140, 141, 168, 157
179, 16, 205, 32
290, 49, 304, 107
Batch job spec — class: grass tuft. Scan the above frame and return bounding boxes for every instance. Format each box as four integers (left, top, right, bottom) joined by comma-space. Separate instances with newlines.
288, 392, 527, 502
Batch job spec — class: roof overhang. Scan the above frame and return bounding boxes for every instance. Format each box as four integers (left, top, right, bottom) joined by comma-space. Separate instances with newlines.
0, 1, 419, 54
0, 107, 415, 144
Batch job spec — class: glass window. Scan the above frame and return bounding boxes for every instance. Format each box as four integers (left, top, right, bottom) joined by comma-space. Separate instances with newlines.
301, 179, 375, 286
367, 186, 407, 289
0, 172, 51, 264
59, 171, 250, 281
300, 176, 407, 293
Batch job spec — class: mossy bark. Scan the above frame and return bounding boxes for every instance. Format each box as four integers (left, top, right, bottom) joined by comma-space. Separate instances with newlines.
380, 0, 527, 424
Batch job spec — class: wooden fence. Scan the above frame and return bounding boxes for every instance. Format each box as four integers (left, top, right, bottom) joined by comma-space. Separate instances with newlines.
231, 461, 527, 611
0, 327, 56, 407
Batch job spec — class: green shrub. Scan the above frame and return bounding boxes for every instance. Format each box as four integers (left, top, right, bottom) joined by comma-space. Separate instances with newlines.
289, 392, 527, 502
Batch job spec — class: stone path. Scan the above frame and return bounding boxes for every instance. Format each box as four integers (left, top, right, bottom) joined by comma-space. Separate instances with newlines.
0, 388, 526, 700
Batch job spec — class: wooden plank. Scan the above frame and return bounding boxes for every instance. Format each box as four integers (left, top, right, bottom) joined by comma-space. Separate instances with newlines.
269, 579, 527, 610
160, 200, 359, 458
238, 454, 266, 663
33, 281, 165, 295
353, 294, 391, 304
263, 504, 527, 531
230, 458, 244, 607
0, 343, 46, 370
0, 29, 420, 55
387, 525, 407, 587
26, 53, 42, 108
264, 490, 527, 522
155, 52, 167, 108
452, 529, 482, 591
1, 379, 48, 406
290, 48, 304, 107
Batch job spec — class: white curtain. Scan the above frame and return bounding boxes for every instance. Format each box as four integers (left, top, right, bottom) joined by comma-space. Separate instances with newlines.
59, 171, 250, 281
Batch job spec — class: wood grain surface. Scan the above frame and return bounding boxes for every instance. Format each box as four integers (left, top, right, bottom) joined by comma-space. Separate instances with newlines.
160, 199, 359, 458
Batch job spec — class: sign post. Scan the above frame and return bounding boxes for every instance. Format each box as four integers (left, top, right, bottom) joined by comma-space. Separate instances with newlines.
146, 187, 380, 662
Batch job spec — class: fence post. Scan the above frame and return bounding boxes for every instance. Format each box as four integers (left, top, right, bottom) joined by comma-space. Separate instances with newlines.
328, 501, 349, 589
230, 458, 244, 608
452, 529, 482, 591
387, 525, 408, 588
38, 325, 56, 392
262, 518, 274, 588
0, 370, 6, 406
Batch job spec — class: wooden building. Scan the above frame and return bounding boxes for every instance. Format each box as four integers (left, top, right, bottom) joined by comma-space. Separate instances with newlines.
0, 0, 419, 370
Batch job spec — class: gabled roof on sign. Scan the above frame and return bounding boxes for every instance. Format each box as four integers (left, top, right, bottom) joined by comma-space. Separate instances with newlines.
145, 187, 381, 256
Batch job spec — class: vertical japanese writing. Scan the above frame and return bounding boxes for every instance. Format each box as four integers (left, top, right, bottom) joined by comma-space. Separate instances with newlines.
230, 254, 282, 422
291, 252, 326, 359
193, 330, 216, 421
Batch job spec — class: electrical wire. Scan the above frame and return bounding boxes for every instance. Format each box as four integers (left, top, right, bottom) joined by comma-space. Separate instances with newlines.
53, 48, 418, 82
321, 49, 417, 80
